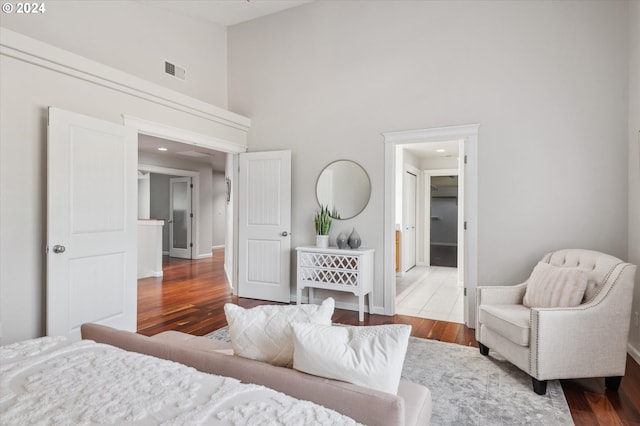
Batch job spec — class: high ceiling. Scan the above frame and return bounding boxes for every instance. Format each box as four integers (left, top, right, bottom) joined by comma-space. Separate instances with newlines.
138, 0, 313, 27
136, 1, 313, 170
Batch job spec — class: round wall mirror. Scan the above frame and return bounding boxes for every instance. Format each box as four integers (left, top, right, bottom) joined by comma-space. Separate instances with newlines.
316, 160, 371, 219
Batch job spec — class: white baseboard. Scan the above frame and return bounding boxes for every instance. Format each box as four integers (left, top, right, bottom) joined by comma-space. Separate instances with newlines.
162, 251, 169, 256
195, 252, 213, 260
224, 264, 234, 293
211, 245, 225, 250
628, 342, 640, 366
138, 270, 163, 279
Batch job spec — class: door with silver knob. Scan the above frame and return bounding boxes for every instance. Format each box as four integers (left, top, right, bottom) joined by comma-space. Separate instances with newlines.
47, 107, 137, 339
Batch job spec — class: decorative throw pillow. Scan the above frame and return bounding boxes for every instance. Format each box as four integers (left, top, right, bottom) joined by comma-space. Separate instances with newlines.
224, 298, 334, 367
522, 261, 589, 308
290, 322, 411, 395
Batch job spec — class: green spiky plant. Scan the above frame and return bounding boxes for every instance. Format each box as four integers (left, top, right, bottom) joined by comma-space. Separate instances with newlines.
314, 205, 332, 235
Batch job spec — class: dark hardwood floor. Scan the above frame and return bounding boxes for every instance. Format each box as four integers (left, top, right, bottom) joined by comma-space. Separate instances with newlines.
138, 250, 640, 425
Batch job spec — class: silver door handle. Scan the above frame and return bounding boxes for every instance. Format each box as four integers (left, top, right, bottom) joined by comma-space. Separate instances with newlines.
52, 245, 66, 254
281, 231, 290, 237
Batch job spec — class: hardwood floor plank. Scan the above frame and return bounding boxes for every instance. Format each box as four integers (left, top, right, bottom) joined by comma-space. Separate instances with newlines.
585, 392, 624, 426
137, 251, 640, 425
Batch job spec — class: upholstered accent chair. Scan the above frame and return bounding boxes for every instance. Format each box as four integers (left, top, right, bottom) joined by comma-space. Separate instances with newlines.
476, 249, 637, 395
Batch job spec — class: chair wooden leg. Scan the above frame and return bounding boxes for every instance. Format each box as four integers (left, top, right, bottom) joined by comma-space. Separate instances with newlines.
532, 377, 547, 395
479, 343, 490, 356
605, 376, 622, 391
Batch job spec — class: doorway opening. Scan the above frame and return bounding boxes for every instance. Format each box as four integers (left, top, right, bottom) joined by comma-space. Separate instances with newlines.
394, 145, 463, 322
383, 124, 479, 327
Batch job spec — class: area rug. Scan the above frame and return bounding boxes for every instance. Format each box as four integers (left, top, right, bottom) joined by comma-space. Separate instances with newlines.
205, 327, 574, 426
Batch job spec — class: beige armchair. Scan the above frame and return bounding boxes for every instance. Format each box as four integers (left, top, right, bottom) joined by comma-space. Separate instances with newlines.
476, 249, 636, 395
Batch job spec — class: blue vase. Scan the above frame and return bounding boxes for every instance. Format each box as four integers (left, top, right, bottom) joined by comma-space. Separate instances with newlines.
348, 228, 361, 249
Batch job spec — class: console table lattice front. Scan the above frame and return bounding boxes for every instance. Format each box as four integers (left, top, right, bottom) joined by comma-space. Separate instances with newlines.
296, 246, 374, 322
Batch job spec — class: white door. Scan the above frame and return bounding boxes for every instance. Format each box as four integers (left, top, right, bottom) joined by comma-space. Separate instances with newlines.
169, 176, 192, 259
403, 170, 417, 272
47, 107, 137, 340
238, 150, 291, 302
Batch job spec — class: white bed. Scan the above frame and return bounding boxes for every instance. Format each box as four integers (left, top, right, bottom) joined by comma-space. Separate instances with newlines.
0, 336, 360, 425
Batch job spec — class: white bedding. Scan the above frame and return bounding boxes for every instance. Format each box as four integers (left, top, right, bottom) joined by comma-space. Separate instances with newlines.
0, 336, 360, 425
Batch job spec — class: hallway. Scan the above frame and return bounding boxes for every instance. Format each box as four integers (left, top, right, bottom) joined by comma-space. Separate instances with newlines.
395, 266, 463, 323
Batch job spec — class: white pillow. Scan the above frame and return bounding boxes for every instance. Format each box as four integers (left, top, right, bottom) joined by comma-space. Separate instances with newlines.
224, 298, 334, 367
291, 323, 411, 395
523, 261, 589, 308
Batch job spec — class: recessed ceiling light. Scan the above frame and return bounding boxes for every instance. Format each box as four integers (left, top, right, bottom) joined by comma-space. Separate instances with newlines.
436, 149, 446, 153
157, 147, 168, 151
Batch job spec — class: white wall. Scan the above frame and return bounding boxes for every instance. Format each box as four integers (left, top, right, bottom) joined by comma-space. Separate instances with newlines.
228, 1, 630, 312
627, 1, 640, 361
0, 0, 228, 108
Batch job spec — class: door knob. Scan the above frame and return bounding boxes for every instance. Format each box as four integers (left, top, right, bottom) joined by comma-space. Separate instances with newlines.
281, 231, 290, 237
52, 245, 66, 254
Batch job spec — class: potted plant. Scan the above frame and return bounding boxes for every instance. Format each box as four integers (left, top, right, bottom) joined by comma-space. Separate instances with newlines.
314, 205, 332, 248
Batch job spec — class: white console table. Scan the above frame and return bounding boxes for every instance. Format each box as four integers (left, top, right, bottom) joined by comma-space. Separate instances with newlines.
296, 246, 374, 322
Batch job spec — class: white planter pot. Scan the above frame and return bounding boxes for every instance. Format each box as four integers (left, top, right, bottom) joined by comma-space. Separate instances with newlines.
316, 235, 329, 248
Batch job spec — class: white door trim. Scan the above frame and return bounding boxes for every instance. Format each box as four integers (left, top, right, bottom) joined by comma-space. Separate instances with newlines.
123, 115, 247, 154
383, 124, 479, 327
127, 117, 249, 262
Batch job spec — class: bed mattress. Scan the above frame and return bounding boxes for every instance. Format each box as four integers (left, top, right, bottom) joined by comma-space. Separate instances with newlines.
0, 336, 360, 425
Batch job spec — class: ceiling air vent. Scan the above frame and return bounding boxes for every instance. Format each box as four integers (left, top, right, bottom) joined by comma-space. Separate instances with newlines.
164, 61, 186, 80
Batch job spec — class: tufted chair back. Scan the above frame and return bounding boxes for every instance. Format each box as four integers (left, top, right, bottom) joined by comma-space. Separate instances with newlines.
541, 249, 625, 304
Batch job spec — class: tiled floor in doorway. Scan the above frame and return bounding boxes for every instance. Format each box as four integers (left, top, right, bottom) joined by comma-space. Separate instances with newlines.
395, 266, 464, 323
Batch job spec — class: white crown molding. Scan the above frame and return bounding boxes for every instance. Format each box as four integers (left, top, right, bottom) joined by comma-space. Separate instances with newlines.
382, 124, 480, 144
124, 115, 247, 154
0, 27, 250, 133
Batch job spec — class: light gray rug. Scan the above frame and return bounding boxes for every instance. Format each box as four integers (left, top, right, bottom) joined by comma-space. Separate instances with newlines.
205, 327, 574, 426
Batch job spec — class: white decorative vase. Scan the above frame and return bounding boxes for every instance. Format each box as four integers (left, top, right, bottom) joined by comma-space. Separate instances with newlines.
316, 235, 329, 248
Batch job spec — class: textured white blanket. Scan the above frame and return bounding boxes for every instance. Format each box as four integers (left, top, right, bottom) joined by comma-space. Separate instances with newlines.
0, 336, 360, 425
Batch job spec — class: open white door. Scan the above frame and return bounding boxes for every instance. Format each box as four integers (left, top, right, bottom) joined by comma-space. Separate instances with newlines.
402, 170, 417, 272
47, 107, 137, 340
169, 176, 192, 259
238, 150, 291, 302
